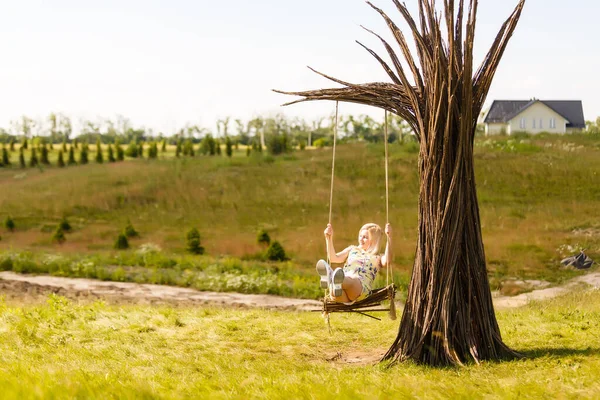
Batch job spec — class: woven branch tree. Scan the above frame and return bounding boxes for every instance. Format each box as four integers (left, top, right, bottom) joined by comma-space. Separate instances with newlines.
275, 0, 526, 366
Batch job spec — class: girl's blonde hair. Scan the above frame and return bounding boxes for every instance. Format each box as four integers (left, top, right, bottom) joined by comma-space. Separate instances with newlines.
359, 223, 383, 255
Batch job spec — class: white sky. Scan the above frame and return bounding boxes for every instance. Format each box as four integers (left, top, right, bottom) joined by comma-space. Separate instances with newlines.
1, 0, 598, 135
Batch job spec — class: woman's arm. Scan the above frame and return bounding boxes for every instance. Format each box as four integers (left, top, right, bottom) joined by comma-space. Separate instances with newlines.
324, 224, 351, 264
380, 223, 392, 268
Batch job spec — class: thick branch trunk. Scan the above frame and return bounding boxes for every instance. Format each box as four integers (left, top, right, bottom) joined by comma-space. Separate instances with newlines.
382, 135, 519, 366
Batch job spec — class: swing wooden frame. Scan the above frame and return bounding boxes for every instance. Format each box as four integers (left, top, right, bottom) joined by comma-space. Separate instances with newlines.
314, 102, 397, 321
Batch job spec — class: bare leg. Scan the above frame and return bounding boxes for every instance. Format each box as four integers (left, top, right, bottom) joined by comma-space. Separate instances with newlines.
331, 275, 363, 302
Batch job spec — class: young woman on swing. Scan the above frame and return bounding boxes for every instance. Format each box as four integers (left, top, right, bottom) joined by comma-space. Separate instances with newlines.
316, 222, 392, 303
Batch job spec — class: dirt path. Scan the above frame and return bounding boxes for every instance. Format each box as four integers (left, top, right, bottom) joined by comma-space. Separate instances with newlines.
1, 271, 599, 310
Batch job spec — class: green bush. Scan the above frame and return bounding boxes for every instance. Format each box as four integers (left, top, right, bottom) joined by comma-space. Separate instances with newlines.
114, 233, 129, 250
186, 228, 205, 255
125, 141, 139, 158
52, 226, 66, 244
68, 146, 76, 165
108, 144, 116, 162
57, 149, 65, 167
124, 220, 139, 238
200, 135, 217, 156
265, 241, 287, 261
225, 136, 233, 158
59, 216, 72, 233
4, 216, 15, 231
257, 230, 271, 246
313, 137, 332, 148
79, 146, 88, 165
266, 133, 290, 155
40, 144, 50, 164
116, 142, 124, 161
29, 148, 39, 167
95, 139, 103, 163
2, 147, 10, 165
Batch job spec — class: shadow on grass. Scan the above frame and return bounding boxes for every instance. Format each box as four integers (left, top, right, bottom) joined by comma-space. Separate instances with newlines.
519, 347, 600, 359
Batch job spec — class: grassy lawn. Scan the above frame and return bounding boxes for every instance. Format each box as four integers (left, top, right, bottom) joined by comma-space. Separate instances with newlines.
1, 289, 599, 399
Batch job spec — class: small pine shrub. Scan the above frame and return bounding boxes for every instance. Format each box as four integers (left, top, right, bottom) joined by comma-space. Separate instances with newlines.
299, 140, 306, 150
40, 144, 50, 164
22, 138, 28, 150
108, 144, 116, 162
125, 141, 139, 158
4, 216, 15, 231
114, 233, 129, 250
68, 146, 76, 165
73, 138, 79, 149
79, 146, 88, 164
115, 142, 124, 161
95, 139, 103, 163
186, 228, 205, 255
175, 140, 182, 157
59, 216, 72, 232
225, 136, 233, 158
2, 147, 9, 165
124, 220, 139, 238
9, 138, 15, 151
62, 141, 67, 152
257, 229, 271, 246
246, 146, 251, 157
29, 148, 39, 167
148, 142, 158, 159
138, 143, 144, 158
266, 241, 287, 261
52, 226, 66, 244
57, 150, 65, 167
161, 140, 167, 152
216, 141, 222, 156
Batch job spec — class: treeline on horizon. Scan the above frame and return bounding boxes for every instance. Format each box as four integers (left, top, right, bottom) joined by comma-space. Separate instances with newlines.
0, 113, 418, 149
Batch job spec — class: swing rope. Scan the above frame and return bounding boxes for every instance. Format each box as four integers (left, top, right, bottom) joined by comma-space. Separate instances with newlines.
326, 101, 339, 267
384, 110, 390, 287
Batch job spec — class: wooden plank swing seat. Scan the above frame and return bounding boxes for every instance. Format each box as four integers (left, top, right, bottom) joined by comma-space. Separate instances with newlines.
313, 284, 397, 321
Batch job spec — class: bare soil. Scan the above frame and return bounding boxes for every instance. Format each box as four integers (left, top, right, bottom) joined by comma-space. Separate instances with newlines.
1, 271, 599, 311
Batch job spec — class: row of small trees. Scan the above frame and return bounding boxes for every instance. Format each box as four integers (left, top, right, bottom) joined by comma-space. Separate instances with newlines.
2, 215, 287, 261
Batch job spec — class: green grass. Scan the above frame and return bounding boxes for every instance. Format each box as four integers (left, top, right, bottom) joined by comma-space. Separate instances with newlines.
1, 134, 599, 290
1, 289, 599, 398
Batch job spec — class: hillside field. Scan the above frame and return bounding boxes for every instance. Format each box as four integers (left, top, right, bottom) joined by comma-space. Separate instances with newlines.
0, 134, 599, 298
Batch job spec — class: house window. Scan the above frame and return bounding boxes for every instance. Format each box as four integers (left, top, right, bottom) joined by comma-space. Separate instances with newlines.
539, 119, 543, 129
550, 118, 556, 129
520, 118, 526, 129
532, 118, 536, 129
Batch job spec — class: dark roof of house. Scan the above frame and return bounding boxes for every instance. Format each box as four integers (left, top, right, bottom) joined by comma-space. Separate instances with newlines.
484, 100, 586, 128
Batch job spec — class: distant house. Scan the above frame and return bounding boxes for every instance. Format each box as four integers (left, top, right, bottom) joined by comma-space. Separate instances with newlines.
483, 99, 585, 135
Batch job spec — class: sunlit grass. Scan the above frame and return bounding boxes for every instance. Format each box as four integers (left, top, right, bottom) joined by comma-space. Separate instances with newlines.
1, 289, 599, 398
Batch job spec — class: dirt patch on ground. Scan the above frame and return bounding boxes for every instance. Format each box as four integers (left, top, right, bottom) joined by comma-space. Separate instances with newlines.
1, 271, 599, 311
0, 271, 322, 310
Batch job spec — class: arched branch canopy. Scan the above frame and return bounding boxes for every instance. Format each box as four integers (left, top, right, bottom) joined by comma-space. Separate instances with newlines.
273, 0, 526, 143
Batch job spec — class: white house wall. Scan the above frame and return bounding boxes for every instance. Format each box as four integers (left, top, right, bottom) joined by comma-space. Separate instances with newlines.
485, 123, 507, 135
508, 102, 568, 134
